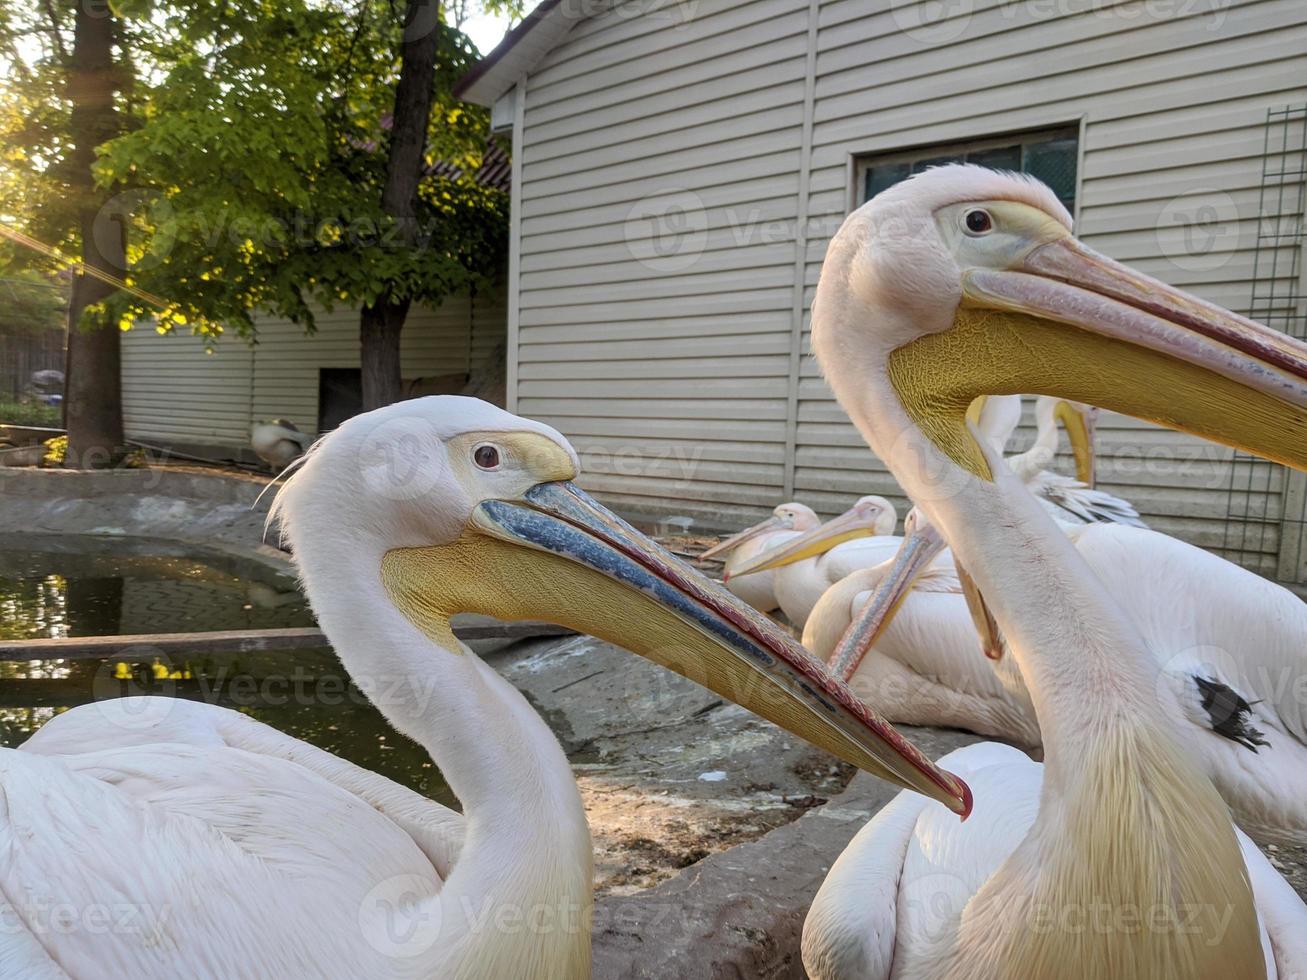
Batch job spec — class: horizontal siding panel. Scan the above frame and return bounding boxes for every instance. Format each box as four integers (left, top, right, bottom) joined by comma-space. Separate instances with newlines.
520, 332, 792, 363
526, 80, 805, 165
518, 312, 792, 345
523, 105, 805, 184
122, 293, 502, 448
524, 396, 787, 422
519, 239, 797, 291
528, 0, 807, 112
521, 137, 802, 207
517, 354, 790, 381
517, 377, 786, 400
518, 288, 794, 325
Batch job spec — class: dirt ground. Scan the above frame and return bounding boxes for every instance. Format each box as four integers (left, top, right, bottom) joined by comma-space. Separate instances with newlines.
481, 633, 855, 895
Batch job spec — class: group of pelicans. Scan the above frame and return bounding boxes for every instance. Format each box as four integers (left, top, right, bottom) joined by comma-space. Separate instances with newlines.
5, 165, 1307, 979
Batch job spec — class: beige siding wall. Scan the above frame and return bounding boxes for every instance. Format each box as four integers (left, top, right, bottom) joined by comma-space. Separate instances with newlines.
122, 291, 505, 450
515, 0, 811, 524
511, 0, 1307, 556
799, 0, 1306, 569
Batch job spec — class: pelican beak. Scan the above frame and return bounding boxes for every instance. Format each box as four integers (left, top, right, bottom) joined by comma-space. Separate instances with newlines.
727, 506, 877, 579
697, 514, 788, 564
382, 481, 971, 816
828, 512, 948, 682
889, 223, 1307, 478
955, 563, 1003, 661
1053, 399, 1097, 486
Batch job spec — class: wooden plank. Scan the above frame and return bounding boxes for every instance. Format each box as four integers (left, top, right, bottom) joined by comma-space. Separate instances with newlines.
0, 622, 577, 661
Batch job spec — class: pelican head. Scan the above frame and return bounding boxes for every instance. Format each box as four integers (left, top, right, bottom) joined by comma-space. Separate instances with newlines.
271, 396, 969, 815
697, 501, 820, 564
813, 163, 1307, 484
725, 495, 897, 580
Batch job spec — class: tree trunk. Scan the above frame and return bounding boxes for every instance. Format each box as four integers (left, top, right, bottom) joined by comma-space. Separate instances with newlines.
360, 298, 410, 410
63, 0, 125, 468
358, 0, 441, 412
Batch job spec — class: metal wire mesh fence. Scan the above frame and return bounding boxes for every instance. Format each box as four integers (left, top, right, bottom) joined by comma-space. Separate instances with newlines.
1220, 104, 1307, 590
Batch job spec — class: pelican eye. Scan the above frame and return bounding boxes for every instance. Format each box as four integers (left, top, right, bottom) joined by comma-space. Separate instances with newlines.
963, 209, 993, 235
473, 444, 501, 470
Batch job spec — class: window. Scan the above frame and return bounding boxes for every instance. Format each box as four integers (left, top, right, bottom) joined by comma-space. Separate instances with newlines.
854, 127, 1079, 214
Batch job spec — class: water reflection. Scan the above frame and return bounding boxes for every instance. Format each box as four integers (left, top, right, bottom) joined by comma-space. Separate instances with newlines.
0, 536, 454, 807
0, 534, 314, 639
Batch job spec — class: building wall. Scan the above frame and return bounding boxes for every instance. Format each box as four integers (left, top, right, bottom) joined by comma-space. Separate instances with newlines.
122, 290, 507, 451
508, 0, 1307, 568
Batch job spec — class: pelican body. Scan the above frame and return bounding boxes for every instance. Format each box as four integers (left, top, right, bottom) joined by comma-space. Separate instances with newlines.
726, 495, 906, 628
251, 418, 311, 470
4, 397, 971, 979
798, 165, 1307, 979
697, 502, 820, 612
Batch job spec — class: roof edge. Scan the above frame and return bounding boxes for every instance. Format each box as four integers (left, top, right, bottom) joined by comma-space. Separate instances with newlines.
453, 0, 565, 105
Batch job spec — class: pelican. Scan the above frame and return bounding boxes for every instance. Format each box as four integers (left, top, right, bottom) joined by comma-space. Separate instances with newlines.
3, 396, 970, 979
830, 506, 1307, 846
798, 165, 1307, 978
251, 417, 311, 470
696, 501, 821, 612
726, 495, 905, 628
968, 393, 1146, 528
795, 395, 1140, 748
803, 508, 1041, 749
1019, 396, 1146, 527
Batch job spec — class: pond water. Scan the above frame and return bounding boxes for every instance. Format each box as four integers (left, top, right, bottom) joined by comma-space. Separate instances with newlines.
0, 535, 453, 807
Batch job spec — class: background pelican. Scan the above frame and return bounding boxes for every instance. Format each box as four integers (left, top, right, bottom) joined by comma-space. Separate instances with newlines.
803, 509, 1040, 748
975, 393, 1146, 527
250, 417, 311, 470
5, 397, 968, 979
797, 165, 1307, 978
696, 501, 820, 612
726, 495, 904, 628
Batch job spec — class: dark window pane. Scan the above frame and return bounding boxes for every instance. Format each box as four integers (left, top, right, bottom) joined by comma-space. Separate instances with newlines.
911, 154, 960, 173
865, 161, 911, 201
858, 131, 1079, 208
967, 144, 1021, 171
1024, 137, 1078, 209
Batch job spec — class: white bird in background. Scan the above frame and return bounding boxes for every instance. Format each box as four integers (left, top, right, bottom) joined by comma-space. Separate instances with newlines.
797, 165, 1307, 979
696, 501, 821, 612
3, 396, 971, 980
974, 392, 1147, 528
726, 495, 906, 629
796, 394, 1141, 748
250, 417, 311, 470
803, 508, 1041, 749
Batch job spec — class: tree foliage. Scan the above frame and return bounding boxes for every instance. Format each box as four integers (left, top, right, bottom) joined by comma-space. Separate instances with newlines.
0, 0, 513, 344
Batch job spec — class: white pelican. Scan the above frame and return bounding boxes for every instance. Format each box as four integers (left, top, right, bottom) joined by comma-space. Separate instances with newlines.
251, 417, 311, 470
803, 509, 1041, 749
831, 508, 1307, 846
726, 495, 904, 628
696, 501, 821, 612
796, 395, 1139, 748
798, 165, 1307, 978
4, 396, 970, 979
972, 393, 1146, 528
734, 397, 1139, 631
